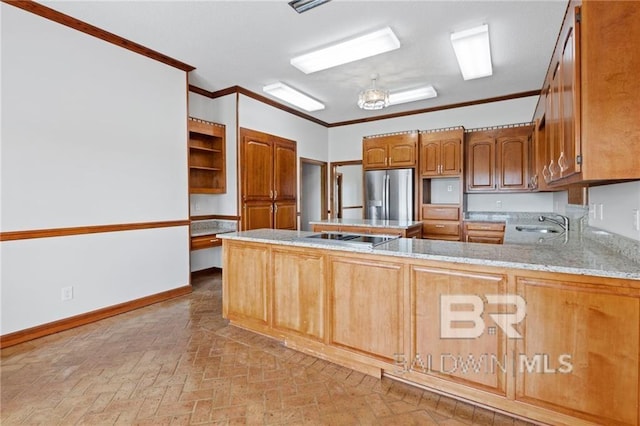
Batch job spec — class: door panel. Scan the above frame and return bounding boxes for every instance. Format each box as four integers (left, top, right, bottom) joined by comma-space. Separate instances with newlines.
466, 139, 495, 191
242, 136, 273, 200
274, 201, 297, 230
441, 139, 461, 175
274, 140, 297, 200
243, 200, 273, 231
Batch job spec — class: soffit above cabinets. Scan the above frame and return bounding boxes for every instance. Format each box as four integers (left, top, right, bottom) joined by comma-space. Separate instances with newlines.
44, 1, 567, 124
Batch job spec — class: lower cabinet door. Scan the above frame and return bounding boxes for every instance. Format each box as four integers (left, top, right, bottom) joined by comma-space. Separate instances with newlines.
223, 241, 269, 326
242, 200, 274, 231
516, 277, 640, 425
329, 257, 404, 363
274, 201, 297, 230
272, 247, 325, 340
411, 266, 507, 394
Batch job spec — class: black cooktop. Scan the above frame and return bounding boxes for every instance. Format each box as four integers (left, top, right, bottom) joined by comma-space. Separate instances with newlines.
300, 232, 398, 247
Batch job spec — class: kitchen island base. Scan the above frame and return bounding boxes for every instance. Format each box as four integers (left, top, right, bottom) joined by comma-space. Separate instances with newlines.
222, 237, 639, 426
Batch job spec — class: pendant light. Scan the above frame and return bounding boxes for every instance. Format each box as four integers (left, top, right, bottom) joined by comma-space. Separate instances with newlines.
358, 74, 389, 110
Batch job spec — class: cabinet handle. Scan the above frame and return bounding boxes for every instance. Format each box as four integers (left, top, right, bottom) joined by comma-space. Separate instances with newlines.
435, 225, 445, 228
210, 239, 218, 243
388, 157, 392, 165
274, 204, 278, 213
270, 190, 273, 199
548, 160, 558, 180
542, 165, 551, 183
274, 190, 278, 198
558, 151, 567, 172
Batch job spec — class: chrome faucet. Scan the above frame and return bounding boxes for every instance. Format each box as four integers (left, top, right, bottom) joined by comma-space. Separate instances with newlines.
538, 214, 570, 231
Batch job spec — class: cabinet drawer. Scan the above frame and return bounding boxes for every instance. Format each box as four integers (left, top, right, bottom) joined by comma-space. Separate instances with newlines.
191, 235, 222, 250
422, 206, 459, 221
423, 221, 460, 237
464, 222, 505, 232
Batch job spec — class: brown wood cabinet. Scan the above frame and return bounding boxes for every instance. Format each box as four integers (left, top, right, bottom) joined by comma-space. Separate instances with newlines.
188, 117, 226, 194
272, 247, 325, 341
362, 132, 418, 170
421, 205, 460, 241
516, 276, 639, 425
223, 241, 269, 328
419, 130, 462, 177
223, 237, 640, 425
463, 221, 505, 244
240, 128, 297, 231
411, 266, 507, 394
465, 124, 532, 193
329, 257, 404, 362
312, 223, 422, 238
190, 234, 222, 251
533, 1, 640, 185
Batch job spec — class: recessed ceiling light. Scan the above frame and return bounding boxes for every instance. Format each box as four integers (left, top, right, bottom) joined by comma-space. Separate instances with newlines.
389, 85, 438, 106
262, 82, 325, 112
291, 27, 401, 74
289, 0, 332, 14
451, 24, 493, 80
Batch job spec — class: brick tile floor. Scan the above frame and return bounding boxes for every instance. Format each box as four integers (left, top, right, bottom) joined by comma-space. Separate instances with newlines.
1, 270, 539, 425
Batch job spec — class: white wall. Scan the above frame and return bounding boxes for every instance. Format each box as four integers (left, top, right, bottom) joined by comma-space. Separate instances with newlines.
466, 192, 554, 212
1, 4, 189, 334
589, 181, 640, 241
301, 163, 322, 231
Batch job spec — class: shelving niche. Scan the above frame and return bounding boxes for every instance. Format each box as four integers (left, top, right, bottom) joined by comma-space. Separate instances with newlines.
188, 117, 226, 194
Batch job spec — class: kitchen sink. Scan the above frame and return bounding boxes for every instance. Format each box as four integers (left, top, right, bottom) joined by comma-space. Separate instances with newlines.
515, 226, 561, 233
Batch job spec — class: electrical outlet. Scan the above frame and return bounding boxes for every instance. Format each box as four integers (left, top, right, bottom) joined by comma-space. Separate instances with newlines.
61, 286, 73, 301
633, 209, 640, 231
589, 204, 597, 220
194, 201, 201, 212
496, 200, 502, 210
598, 203, 604, 221
447, 185, 453, 192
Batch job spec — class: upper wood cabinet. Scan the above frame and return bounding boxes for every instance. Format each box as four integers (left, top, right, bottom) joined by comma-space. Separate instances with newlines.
533, 1, 640, 185
419, 128, 463, 177
363, 132, 418, 169
466, 124, 533, 193
240, 128, 297, 231
188, 117, 226, 194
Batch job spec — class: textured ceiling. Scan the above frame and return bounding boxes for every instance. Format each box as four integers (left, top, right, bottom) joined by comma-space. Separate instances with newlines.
44, 0, 568, 124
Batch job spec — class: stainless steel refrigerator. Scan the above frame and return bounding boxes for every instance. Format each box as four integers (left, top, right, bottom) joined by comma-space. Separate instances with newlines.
364, 169, 413, 221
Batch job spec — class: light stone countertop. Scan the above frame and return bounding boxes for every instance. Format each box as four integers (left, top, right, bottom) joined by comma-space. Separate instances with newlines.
309, 218, 423, 229
219, 228, 640, 281
191, 219, 237, 237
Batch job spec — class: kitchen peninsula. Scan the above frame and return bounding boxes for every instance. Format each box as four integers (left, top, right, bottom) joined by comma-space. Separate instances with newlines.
220, 227, 640, 426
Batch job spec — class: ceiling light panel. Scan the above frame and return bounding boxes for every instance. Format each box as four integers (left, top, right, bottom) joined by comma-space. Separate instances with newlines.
263, 82, 325, 112
291, 27, 401, 74
451, 24, 493, 80
389, 86, 438, 106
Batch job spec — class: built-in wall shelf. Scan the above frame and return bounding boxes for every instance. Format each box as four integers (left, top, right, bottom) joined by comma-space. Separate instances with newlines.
188, 117, 226, 194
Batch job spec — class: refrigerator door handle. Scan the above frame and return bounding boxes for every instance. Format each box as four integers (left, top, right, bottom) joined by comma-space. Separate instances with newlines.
381, 174, 387, 220
385, 173, 391, 220
406, 171, 412, 221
